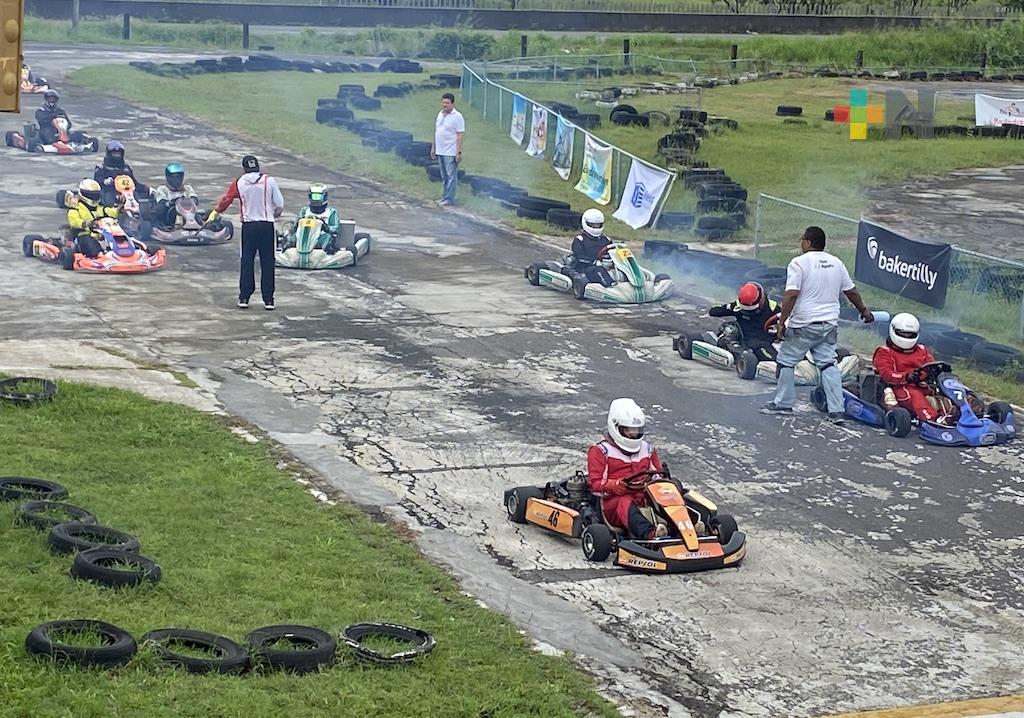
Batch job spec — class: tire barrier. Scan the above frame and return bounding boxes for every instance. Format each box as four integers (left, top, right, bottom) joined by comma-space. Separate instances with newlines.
0, 377, 57, 405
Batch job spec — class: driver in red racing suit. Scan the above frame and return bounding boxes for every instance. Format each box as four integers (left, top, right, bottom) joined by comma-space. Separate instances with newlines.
587, 398, 669, 540
872, 312, 943, 422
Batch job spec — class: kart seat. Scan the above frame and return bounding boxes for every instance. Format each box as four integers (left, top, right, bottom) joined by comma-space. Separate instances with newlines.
859, 373, 881, 405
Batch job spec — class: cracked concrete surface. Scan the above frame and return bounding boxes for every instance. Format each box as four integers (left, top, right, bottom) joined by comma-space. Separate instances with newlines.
1, 44, 1023, 718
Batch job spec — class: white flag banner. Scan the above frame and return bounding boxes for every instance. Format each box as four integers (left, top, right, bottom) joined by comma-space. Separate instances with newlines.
612, 160, 674, 229
526, 105, 549, 158
975, 94, 1024, 127
551, 115, 575, 180
510, 94, 527, 145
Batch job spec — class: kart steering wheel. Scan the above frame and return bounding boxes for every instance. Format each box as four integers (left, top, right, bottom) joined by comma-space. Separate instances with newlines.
912, 361, 953, 385
620, 469, 663, 490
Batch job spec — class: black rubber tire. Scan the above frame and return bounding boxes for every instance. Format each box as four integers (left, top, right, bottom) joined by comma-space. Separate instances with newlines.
15, 500, 97, 531
518, 196, 571, 213
55, 190, 70, 209
71, 547, 161, 588
0, 375, 59, 404
933, 330, 984, 359
711, 514, 738, 544
655, 212, 695, 230
546, 208, 582, 230
505, 486, 543, 523
143, 629, 250, 674
246, 625, 337, 674
642, 110, 671, 126
744, 267, 788, 291
611, 111, 649, 127
918, 321, 958, 344
342, 623, 436, 664
0, 477, 68, 502
677, 334, 698, 360
20, 234, 38, 261
811, 386, 829, 413
696, 216, 739, 231
525, 262, 544, 287
610, 103, 638, 116
60, 246, 75, 270
516, 206, 547, 220
4, 130, 13, 147
643, 239, 684, 260
776, 105, 803, 116
653, 273, 670, 283
581, 524, 613, 561
350, 95, 382, 111
25, 619, 137, 668
315, 108, 353, 123
735, 350, 759, 380
972, 341, 1024, 369
48, 522, 141, 555
885, 408, 913, 438
337, 83, 365, 94
987, 400, 1013, 424
572, 274, 588, 300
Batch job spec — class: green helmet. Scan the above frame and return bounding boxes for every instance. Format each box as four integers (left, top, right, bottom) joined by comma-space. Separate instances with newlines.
308, 183, 329, 214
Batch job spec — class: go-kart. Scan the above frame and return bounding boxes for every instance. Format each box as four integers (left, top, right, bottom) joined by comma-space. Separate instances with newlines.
5, 118, 99, 154
275, 216, 371, 270
21, 66, 50, 94
504, 467, 746, 574
674, 319, 860, 385
23, 217, 167, 274
814, 361, 1014, 446
146, 196, 234, 246
57, 175, 150, 242
524, 242, 673, 303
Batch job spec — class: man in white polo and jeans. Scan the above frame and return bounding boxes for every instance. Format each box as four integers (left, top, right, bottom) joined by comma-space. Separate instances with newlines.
430, 92, 465, 207
762, 226, 874, 424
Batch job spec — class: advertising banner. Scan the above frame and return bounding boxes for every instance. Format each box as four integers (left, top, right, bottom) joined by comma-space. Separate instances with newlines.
552, 116, 575, 180
612, 159, 673, 229
574, 135, 613, 205
526, 105, 548, 158
975, 94, 1024, 127
510, 94, 527, 145
855, 220, 952, 308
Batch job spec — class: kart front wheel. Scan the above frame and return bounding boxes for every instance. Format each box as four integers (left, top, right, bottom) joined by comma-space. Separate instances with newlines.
987, 400, 1012, 424
581, 524, 613, 562
4, 131, 14, 147
525, 262, 543, 287
810, 386, 828, 413
711, 514, 738, 545
23, 234, 42, 258
60, 246, 75, 271
735, 350, 758, 380
884, 408, 913, 437
677, 334, 696, 360
505, 487, 543, 524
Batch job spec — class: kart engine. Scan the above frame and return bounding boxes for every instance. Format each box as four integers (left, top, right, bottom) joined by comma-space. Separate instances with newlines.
566, 472, 590, 509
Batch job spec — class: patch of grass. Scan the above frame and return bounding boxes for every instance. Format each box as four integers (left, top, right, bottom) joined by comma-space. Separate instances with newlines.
47, 627, 113, 649
0, 381, 615, 718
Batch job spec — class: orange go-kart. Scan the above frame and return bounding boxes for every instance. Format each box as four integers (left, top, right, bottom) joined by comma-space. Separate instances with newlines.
20, 65, 50, 94
504, 466, 746, 573
5, 117, 99, 154
23, 217, 167, 274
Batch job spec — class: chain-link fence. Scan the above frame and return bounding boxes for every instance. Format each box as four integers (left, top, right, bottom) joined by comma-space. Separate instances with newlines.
754, 193, 1024, 348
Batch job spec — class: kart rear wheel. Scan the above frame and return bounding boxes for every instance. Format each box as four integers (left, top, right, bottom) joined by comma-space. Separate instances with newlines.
735, 350, 758, 380
581, 524, 613, 562
525, 262, 544, 287
571, 274, 588, 300
884, 408, 913, 437
653, 273, 670, 283
505, 487, 543, 524
23, 235, 42, 258
677, 334, 697, 360
4, 131, 14, 147
711, 513, 738, 545
55, 190, 68, 209
987, 400, 1012, 424
60, 246, 75, 271
810, 386, 828, 413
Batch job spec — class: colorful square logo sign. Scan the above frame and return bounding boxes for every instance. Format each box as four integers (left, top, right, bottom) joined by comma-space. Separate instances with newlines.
833, 89, 884, 140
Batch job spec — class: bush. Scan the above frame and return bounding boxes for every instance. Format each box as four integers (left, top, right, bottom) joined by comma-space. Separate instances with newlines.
424, 31, 495, 60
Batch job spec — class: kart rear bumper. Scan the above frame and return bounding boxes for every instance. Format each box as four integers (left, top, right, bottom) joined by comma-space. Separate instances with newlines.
614, 532, 746, 573
151, 225, 232, 246
534, 266, 673, 304
275, 235, 370, 270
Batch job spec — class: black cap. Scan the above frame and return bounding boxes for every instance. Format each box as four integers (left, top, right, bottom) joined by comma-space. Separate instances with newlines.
242, 155, 260, 172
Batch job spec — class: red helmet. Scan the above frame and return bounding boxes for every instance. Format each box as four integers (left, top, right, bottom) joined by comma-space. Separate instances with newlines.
736, 282, 765, 311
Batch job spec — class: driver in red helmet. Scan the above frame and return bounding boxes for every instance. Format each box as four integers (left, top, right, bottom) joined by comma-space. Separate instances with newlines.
587, 398, 668, 540
708, 282, 781, 361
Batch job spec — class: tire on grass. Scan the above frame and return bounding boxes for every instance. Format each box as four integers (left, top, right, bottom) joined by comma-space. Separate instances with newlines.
0, 477, 68, 502
25, 619, 137, 668
15, 500, 97, 531
71, 547, 161, 588
48, 522, 141, 555
246, 625, 337, 674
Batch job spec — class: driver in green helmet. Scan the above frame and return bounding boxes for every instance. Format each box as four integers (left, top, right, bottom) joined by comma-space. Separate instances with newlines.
153, 162, 199, 227
295, 183, 341, 252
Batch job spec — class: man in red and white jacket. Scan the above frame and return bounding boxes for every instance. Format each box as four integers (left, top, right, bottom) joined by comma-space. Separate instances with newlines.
214, 155, 284, 310
587, 398, 668, 540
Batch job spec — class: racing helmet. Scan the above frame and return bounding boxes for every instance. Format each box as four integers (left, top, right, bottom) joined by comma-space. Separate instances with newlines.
736, 282, 766, 312
308, 183, 329, 214
889, 313, 920, 350
43, 90, 59, 110
77, 178, 101, 208
105, 140, 125, 167
164, 163, 186, 191
606, 398, 646, 454
581, 208, 605, 238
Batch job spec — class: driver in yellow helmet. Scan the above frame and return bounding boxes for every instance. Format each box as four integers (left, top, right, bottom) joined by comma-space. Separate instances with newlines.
66, 179, 119, 258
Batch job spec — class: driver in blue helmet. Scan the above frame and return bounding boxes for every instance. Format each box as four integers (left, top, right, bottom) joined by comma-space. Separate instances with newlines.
153, 163, 199, 227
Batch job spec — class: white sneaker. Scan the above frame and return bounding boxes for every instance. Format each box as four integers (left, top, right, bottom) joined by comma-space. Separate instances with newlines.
264, 302, 275, 311
237, 299, 249, 309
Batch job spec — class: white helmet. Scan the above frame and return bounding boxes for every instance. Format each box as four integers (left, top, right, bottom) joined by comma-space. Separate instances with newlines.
889, 312, 920, 350
606, 398, 646, 454
581, 208, 605, 238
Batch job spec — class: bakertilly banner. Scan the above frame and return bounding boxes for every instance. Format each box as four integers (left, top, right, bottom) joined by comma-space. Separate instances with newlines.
574, 135, 613, 205
855, 220, 952, 309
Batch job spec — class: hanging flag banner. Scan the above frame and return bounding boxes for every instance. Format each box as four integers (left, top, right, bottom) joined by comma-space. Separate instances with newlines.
509, 94, 527, 145
975, 94, 1024, 127
855, 220, 952, 308
574, 135, 613, 205
612, 159, 674, 229
526, 105, 548, 158
551, 115, 575, 180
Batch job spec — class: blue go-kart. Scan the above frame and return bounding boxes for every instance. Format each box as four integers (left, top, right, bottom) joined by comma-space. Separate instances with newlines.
812, 361, 1015, 447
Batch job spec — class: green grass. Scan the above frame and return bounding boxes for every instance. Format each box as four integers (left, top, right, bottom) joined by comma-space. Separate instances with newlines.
0, 381, 616, 718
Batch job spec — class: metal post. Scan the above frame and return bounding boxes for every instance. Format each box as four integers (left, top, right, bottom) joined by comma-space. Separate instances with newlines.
520, 35, 527, 59
979, 52, 987, 75
623, 39, 631, 68
122, 13, 130, 40
648, 170, 676, 231
498, 83, 503, 128
754, 193, 764, 260
613, 152, 623, 206
855, 50, 864, 69
242, 22, 250, 50
482, 73, 487, 119
1019, 291, 1024, 339
72, 0, 80, 28
730, 44, 738, 69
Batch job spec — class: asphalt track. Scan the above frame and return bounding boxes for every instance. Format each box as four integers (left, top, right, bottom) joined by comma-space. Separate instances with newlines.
3, 44, 1023, 718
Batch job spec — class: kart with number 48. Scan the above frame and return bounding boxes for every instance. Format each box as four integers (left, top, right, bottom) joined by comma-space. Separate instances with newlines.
504, 465, 746, 574
525, 242, 673, 303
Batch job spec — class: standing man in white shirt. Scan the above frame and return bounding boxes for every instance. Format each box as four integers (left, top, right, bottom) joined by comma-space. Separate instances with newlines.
762, 226, 874, 423
430, 92, 465, 207
214, 155, 285, 311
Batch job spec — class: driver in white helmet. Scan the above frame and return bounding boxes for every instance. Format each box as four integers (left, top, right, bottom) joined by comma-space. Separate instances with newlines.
872, 313, 945, 422
570, 208, 614, 287
587, 398, 669, 540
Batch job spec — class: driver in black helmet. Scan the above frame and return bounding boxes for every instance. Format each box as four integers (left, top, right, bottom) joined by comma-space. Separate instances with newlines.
152, 162, 199, 227
94, 140, 150, 204
35, 90, 71, 145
